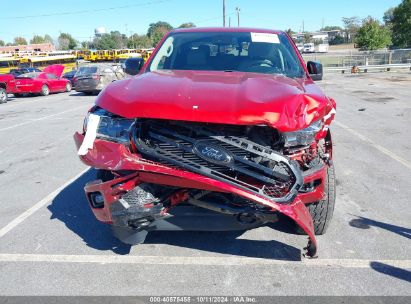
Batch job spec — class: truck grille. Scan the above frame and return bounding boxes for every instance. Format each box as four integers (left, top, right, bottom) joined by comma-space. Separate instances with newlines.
132, 120, 303, 204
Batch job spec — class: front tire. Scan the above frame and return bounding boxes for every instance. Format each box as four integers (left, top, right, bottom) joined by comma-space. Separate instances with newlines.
0, 87, 7, 103
65, 83, 72, 92
296, 165, 336, 235
41, 85, 49, 96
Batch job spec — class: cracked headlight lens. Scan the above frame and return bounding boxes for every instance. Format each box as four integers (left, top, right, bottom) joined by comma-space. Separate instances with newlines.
283, 120, 322, 147
83, 108, 134, 143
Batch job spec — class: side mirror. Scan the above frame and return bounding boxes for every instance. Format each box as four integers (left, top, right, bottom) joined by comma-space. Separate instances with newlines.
124, 58, 145, 76
307, 61, 323, 81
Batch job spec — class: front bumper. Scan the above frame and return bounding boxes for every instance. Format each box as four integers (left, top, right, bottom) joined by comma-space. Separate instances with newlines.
74, 132, 328, 257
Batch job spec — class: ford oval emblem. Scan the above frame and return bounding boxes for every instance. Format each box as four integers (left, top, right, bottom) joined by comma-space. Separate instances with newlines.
193, 142, 233, 165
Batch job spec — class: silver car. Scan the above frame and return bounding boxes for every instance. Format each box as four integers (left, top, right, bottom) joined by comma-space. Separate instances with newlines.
75, 64, 125, 95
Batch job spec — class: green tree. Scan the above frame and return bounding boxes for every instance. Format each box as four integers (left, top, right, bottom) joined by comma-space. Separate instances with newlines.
58, 33, 77, 50
342, 16, 361, 42
391, 0, 411, 47
93, 31, 128, 50
178, 22, 196, 28
303, 33, 313, 43
321, 26, 343, 31
383, 7, 395, 26
285, 28, 295, 36
0, 40, 5, 46
110, 31, 128, 49
44, 34, 54, 44
30, 35, 46, 44
329, 35, 345, 45
94, 34, 117, 50
147, 21, 173, 46
81, 41, 89, 49
355, 17, 391, 50
13, 37, 27, 45
127, 34, 152, 49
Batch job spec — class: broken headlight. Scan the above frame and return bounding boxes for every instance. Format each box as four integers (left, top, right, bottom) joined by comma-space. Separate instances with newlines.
282, 120, 322, 147
84, 108, 135, 143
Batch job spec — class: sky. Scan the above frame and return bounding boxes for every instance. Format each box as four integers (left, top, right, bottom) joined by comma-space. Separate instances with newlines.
0, 0, 403, 43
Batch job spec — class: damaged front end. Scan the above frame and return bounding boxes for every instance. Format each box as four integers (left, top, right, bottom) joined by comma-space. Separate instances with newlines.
74, 106, 335, 258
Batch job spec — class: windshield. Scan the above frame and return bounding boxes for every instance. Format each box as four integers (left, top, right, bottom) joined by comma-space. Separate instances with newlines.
76, 66, 98, 75
149, 31, 304, 78
16, 72, 41, 79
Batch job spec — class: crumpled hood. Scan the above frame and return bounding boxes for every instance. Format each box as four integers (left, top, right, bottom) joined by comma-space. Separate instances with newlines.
43, 64, 65, 78
96, 70, 335, 132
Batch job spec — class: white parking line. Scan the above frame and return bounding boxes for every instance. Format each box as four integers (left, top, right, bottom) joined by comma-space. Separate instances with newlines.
0, 168, 89, 238
0, 253, 410, 268
0, 105, 89, 132
334, 120, 411, 171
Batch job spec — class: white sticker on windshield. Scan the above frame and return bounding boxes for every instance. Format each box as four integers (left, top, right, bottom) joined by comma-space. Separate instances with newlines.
78, 114, 100, 156
251, 32, 280, 44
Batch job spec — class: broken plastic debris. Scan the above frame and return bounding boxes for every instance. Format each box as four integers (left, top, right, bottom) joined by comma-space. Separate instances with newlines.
78, 114, 100, 156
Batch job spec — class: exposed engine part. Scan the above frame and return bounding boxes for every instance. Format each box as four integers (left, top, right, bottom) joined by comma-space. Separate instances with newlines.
187, 191, 278, 224
132, 119, 303, 204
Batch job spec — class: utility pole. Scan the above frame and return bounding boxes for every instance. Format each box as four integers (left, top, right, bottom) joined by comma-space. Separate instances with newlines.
229, 17, 231, 27
223, 0, 226, 27
236, 7, 240, 27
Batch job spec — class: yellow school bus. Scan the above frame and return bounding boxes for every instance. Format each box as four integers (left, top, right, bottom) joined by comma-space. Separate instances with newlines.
83, 50, 98, 61
96, 50, 110, 61
20, 54, 77, 73
0, 57, 20, 74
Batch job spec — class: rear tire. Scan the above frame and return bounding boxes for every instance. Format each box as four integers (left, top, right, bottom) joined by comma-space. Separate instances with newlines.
0, 87, 7, 103
295, 165, 336, 235
41, 85, 49, 96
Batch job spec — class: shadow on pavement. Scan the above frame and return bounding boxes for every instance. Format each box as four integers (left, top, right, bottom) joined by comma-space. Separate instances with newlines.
349, 215, 411, 240
370, 262, 411, 283
47, 169, 131, 255
48, 169, 301, 260
145, 229, 301, 260
69, 92, 97, 97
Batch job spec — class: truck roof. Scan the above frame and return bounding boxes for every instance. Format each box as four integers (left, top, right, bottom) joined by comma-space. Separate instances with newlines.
171, 27, 283, 35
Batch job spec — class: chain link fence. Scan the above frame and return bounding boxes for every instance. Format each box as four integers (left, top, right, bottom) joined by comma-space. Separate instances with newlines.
302, 49, 411, 67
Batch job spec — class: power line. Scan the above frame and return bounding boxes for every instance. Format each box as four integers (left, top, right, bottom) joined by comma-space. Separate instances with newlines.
3, 0, 172, 19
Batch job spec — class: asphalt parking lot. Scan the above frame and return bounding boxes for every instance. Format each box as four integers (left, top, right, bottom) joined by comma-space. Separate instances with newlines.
0, 72, 410, 296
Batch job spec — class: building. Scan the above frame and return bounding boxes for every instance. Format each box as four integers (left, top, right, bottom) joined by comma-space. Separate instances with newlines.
0, 43, 55, 53
292, 32, 329, 44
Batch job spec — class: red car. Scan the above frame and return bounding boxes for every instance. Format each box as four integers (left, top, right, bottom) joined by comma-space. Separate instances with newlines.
13, 64, 71, 97
0, 74, 17, 103
74, 28, 336, 257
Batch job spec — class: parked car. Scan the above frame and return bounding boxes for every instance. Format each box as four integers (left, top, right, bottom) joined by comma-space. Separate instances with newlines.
62, 69, 77, 87
74, 64, 125, 95
74, 28, 336, 257
13, 64, 71, 97
9, 67, 42, 77
0, 74, 17, 103
303, 43, 315, 53
296, 43, 304, 53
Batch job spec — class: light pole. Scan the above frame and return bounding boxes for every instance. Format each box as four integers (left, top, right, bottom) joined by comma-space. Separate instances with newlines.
223, 0, 226, 27
236, 7, 240, 27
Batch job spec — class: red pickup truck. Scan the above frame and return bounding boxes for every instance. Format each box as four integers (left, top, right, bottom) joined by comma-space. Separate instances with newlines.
0, 74, 17, 103
74, 28, 336, 257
